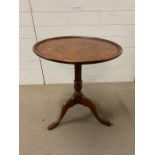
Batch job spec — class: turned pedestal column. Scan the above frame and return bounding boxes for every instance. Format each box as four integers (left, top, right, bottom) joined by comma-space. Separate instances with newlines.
48, 64, 111, 130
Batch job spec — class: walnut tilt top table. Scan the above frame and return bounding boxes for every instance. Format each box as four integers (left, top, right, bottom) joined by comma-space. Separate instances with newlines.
33, 36, 122, 130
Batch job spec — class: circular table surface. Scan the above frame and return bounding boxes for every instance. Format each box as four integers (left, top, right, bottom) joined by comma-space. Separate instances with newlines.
33, 36, 122, 64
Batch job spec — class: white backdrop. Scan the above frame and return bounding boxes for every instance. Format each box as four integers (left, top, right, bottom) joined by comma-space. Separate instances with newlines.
19, 0, 135, 84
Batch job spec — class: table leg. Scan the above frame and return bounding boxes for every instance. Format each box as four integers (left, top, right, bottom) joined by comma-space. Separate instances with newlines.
48, 64, 111, 130
81, 96, 111, 126
48, 97, 75, 130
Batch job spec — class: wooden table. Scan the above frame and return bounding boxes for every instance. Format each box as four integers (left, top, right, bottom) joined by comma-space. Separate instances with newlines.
33, 36, 122, 130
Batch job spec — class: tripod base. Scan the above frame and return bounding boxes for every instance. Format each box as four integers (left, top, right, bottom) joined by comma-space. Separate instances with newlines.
48, 92, 111, 130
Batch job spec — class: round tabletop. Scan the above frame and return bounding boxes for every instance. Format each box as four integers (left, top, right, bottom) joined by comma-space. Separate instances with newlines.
33, 36, 122, 64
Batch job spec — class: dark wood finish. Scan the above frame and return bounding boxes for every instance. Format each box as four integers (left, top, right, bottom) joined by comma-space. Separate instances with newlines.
33, 36, 122, 64
48, 64, 111, 130
33, 36, 122, 130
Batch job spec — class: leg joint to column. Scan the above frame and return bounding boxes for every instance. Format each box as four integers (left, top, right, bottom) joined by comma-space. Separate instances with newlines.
74, 80, 82, 91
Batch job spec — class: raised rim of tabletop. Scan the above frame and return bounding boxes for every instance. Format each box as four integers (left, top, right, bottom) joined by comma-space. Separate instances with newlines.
33, 36, 123, 65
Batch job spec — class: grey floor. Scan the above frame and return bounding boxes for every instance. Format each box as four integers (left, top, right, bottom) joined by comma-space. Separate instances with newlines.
20, 82, 134, 155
